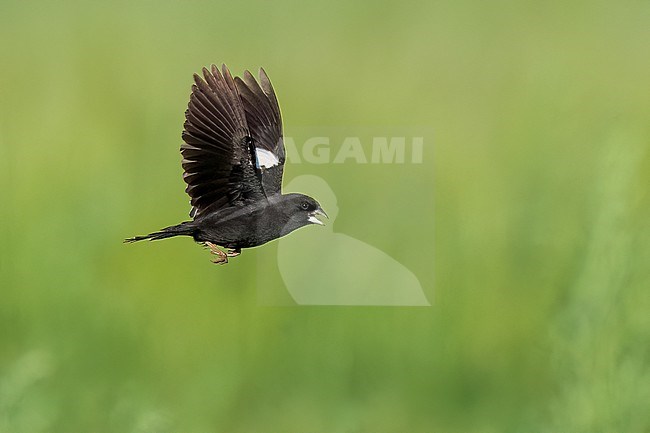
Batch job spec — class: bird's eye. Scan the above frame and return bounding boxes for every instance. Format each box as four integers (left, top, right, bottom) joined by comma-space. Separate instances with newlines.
301, 202, 310, 210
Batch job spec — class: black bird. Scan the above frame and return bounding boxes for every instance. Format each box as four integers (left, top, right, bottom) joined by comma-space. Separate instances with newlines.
125, 64, 327, 264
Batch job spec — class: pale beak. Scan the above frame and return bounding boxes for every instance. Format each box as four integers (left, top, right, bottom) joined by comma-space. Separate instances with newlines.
308, 207, 328, 225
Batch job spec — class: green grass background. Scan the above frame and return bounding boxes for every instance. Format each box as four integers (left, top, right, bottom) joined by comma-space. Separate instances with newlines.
1, 0, 649, 431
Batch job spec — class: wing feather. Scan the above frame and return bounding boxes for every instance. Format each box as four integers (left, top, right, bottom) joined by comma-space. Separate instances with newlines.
235, 69, 285, 194
181, 64, 267, 218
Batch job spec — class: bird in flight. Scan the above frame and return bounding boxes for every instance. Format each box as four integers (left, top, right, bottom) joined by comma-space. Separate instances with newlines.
125, 64, 327, 264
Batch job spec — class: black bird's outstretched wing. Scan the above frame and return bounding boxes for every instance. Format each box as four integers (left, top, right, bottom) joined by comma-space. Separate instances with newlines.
181, 64, 269, 218
235, 68, 285, 195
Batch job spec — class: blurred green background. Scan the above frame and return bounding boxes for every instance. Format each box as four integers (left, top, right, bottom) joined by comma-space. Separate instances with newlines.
1, 0, 649, 431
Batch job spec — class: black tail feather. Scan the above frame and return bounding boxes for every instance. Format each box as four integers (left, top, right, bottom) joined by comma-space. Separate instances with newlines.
124, 222, 195, 243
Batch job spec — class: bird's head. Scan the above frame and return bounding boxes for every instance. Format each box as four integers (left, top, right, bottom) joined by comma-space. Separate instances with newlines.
278, 193, 328, 235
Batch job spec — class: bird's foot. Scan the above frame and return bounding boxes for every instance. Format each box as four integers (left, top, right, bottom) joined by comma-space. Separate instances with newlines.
205, 242, 228, 265
226, 248, 241, 257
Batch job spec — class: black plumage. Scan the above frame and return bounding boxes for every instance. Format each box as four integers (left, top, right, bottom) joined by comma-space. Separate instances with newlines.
126, 64, 327, 264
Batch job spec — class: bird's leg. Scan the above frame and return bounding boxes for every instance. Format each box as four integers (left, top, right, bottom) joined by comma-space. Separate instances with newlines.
226, 248, 241, 257
204, 242, 228, 265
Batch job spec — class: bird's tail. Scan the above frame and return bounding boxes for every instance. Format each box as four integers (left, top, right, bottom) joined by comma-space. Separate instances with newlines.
124, 221, 195, 243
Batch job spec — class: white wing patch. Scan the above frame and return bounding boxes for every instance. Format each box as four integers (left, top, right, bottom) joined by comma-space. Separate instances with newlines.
255, 148, 280, 168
